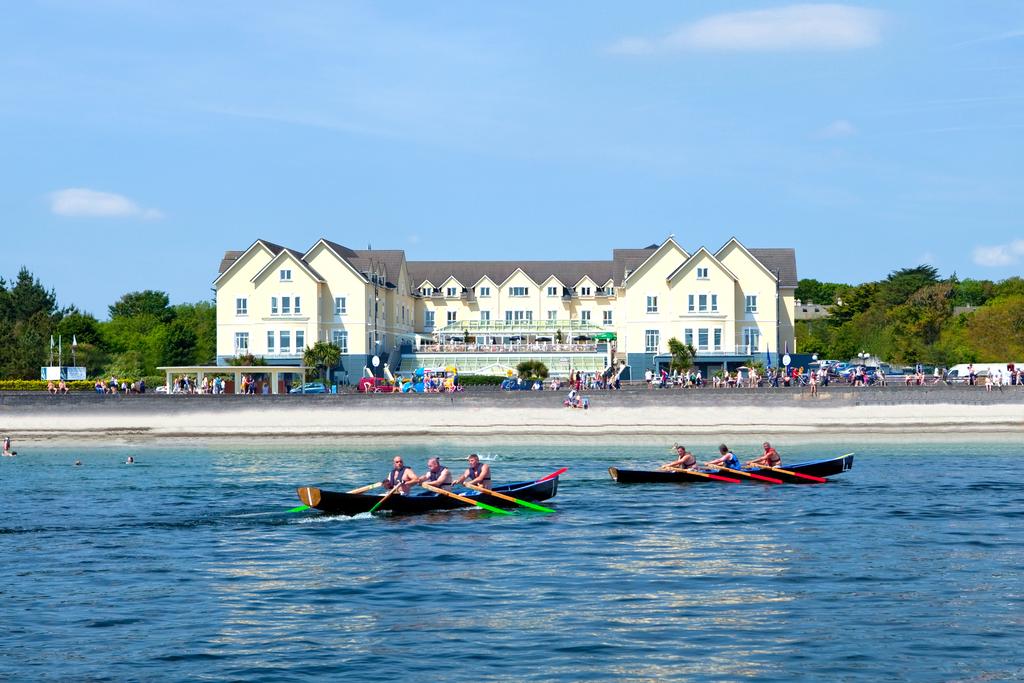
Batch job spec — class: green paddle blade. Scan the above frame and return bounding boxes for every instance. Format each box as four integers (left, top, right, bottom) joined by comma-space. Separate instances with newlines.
511, 499, 556, 513
285, 505, 310, 513
472, 500, 513, 515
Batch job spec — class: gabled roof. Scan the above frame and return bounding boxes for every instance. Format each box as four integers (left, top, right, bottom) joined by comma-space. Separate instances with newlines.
250, 247, 325, 284
406, 261, 615, 292
714, 237, 798, 287
666, 247, 739, 283
622, 237, 689, 285
213, 239, 286, 284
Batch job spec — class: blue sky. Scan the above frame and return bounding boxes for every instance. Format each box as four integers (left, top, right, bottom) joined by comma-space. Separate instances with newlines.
2, 1, 1023, 317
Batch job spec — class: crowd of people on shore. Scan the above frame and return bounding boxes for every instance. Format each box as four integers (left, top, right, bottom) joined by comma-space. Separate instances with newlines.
90, 377, 146, 395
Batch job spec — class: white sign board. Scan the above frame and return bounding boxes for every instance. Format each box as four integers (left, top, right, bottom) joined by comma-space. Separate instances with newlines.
782, 354, 792, 367
371, 355, 381, 368
41, 366, 61, 380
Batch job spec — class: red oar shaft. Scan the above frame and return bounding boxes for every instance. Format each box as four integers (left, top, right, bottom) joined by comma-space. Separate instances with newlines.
704, 472, 742, 483
537, 467, 568, 483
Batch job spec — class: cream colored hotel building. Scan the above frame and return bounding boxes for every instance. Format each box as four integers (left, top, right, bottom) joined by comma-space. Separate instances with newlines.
215, 236, 797, 382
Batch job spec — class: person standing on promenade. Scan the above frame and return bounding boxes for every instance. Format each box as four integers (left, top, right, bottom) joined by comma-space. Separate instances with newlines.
809, 370, 818, 397
416, 457, 452, 490
454, 453, 492, 488
747, 442, 782, 468
382, 456, 418, 494
706, 444, 741, 470
663, 445, 697, 470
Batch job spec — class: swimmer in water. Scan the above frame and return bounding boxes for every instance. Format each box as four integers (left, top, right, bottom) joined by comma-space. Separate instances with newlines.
74, 460, 82, 466
126, 456, 135, 464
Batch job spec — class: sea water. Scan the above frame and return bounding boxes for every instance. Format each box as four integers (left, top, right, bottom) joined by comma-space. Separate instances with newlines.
1, 440, 1022, 682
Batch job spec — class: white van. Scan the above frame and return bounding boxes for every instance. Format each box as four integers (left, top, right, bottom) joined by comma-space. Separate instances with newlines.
947, 363, 1020, 383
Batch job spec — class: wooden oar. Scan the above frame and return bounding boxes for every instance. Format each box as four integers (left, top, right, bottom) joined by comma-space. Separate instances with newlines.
289, 482, 384, 513
368, 482, 405, 514
754, 465, 827, 483
463, 482, 556, 512
706, 464, 784, 484
660, 465, 741, 483
420, 483, 512, 515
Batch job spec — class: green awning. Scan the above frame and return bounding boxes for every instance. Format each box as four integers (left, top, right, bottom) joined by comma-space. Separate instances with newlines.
593, 332, 617, 341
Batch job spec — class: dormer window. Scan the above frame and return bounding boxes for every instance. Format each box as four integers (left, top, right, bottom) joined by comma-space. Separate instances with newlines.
579, 287, 592, 296
696, 267, 709, 280
280, 269, 292, 282
510, 286, 529, 297
478, 286, 491, 297
547, 286, 558, 297
446, 287, 458, 297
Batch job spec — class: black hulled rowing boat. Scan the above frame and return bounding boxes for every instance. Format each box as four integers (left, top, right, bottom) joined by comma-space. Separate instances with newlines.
297, 471, 561, 516
609, 453, 854, 484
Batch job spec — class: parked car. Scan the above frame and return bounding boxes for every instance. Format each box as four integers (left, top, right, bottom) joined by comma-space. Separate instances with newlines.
289, 382, 327, 394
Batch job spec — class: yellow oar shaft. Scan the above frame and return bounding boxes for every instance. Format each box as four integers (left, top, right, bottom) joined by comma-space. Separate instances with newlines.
464, 483, 556, 513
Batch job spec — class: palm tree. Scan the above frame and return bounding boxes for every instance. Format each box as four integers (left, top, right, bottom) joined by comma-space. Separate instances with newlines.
303, 341, 342, 383
667, 337, 696, 373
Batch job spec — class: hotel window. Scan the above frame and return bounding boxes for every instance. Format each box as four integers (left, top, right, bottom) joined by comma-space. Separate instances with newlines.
696, 267, 709, 280
279, 331, 291, 353
280, 269, 292, 282
579, 287, 592, 296
235, 298, 247, 316
282, 296, 291, 315
603, 310, 613, 326
295, 330, 305, 351
581, 310, 591, 323
688, 294, 694, 313
425, 310, 435, 328
271, 297, 278, 315
332, 330, 348, 353
234, 332, 249, 351
446, 287, 458, 297
547, 310, 558, 321
684, 328, 693, 347
335, 297, 347, 316
698, 295, 708, 312
647, 295, 658, 313
266, 331, 274, 353
745, 295, 758, 313
480, 310, 491, 323
479, 286, 491, 297
510, 286, 529, 297
743, 328, 760, 352
447, 310, 457, 324
419, 287, 430, 296
710, 294, 717, 313
645, 329, 659, 353
547, 286, 558, 296
714, 328, 722, 351
294, 296, 301, 315
698, 328, 709, 351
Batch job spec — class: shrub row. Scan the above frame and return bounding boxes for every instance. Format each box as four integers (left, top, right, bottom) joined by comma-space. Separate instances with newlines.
456, 375, 505, 386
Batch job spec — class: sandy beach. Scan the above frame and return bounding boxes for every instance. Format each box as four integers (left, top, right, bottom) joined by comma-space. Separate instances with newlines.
2, 387, 1023, 444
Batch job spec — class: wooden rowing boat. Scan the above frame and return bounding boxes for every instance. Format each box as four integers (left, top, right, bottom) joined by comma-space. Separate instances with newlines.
297, 470, 562, 516
608, 453, 854, 484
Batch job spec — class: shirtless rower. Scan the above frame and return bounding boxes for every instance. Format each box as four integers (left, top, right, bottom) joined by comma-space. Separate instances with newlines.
453, 453, 492, 488
747, 442, 782, 469
382, 455, 418, 494
663, 444, 697, 470
415, 457, 452, 490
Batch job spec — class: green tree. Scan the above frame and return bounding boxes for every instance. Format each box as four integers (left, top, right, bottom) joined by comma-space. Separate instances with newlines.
795, 278, 842, 305
171, 301, 216, 364
226, 353, 268, 366
109, 290, 174, 323
886, 283, 954, 363
303, 341, 342, 382
161, 320, 199, 366
516, 360, 549, 379
953, 278, 995, 307
666, 337, 695, 372
966, 295, 1024, 361
878, 265, 940, 307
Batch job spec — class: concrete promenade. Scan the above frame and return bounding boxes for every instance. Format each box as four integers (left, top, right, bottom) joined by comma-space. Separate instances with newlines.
2, 384, 1022, 442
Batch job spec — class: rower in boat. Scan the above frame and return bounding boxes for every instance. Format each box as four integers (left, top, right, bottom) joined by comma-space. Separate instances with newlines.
663, 444, 697, 470
453, 453, 492, 488
382, 455, 418, 494
746, 442, 782, 469
415, 457, 452, 490
705, 444, 741, 470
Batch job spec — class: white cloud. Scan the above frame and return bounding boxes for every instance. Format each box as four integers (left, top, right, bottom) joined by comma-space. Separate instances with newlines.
817, 119, 857, 138
49, 188, 163, 220
972, 240, 1024, 267
609, 4, 883, 54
